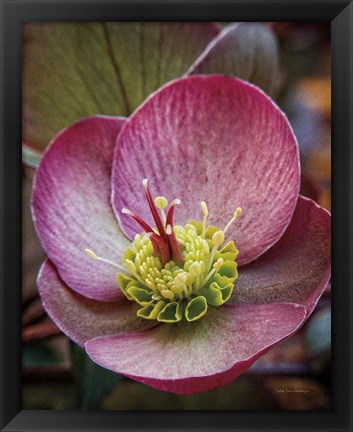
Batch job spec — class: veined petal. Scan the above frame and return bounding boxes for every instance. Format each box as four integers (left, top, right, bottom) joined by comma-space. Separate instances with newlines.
38, 260, 154, 347
232, 196, 331, 315
85, 303, 306, 395
112, 75, 299, 265
32, 116, 129, 302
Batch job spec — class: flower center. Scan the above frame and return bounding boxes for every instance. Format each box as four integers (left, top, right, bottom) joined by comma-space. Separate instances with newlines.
85, 179, 242, 323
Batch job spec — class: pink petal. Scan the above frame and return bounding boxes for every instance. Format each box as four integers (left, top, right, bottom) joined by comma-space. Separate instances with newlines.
38, 260, 153, 347
233, 196, 331, 315
187, 23, 279, 95
32, 116, 130, 301
112, 75, 299, 266
85, 303, 306, 394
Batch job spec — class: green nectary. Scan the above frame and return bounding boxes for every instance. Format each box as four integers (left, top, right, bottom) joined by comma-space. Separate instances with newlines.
117, 221, 239, 323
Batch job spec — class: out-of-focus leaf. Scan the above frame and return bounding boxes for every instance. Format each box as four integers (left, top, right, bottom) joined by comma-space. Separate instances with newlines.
304, 308, 331, 360
103, 377, 278, 410
22, 143, 42, 168
188, 23, 279, 95
23, 343, 59, 366
23, 383, 76, 409
103, 377, 276, 411
23, 22, 218, 151
71, 343, 122, 409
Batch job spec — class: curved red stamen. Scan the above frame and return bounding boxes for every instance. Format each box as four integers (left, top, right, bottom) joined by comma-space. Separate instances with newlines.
151, 234, 171, 266
166, 200, 184, 264
143, 180, 167, 240
122, 210, 155, 234
166, 202, 176, 227
122, 183, 185, 266
167, 226, 185, 265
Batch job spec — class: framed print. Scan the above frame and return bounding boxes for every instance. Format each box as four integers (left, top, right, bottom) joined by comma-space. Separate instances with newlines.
1, 1, 352, 431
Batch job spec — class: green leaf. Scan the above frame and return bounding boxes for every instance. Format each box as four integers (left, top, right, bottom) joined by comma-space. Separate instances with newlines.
188, 23, 280, 95
22, 143, 42, 168
22, 342, 59, 366
23, 23, 218, 151
71, 342, 122, 409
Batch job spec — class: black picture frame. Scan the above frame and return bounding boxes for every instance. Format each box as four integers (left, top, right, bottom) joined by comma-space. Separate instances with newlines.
1, 0, 352, 431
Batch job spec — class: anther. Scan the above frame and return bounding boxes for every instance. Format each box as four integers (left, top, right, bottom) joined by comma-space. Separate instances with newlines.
201, 201, 208, 238
124, 259, 137, 273
155, 196, 168, 209
213, 257, 224, 270
212, 230, 225, 247
223, 207, 243, 234
85, 248, 98, 260
174, 272, 187, 287
189, 261, 202, 277
161, 290, 175, 300
202, 258, 224, 286
155, 196, 168, 223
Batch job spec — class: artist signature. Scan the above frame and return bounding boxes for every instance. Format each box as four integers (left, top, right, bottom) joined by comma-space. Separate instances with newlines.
273, 388, 310, 394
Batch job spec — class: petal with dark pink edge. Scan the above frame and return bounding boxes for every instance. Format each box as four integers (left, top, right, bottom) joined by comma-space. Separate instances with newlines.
231, 196, 331, 316
112, 75, 299, 266
85, 303, 306, 395
187, 23, 279, 95
38, 260, 154, 347
32, 116, 129, 302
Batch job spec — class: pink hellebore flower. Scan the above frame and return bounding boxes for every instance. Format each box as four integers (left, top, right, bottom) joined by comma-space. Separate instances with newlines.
32, 75, 331, 395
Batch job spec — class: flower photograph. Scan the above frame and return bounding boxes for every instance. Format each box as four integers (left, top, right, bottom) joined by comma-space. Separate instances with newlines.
22, 22, 331, 409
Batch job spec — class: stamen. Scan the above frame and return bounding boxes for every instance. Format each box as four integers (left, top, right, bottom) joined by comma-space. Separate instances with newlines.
155, 196, 168, 224
124, 259, 137, 273
202, 258, 224, 286
84, 248, 125, 271
116, 185, 240, 322
200, 201, 208, 238
189, 261, 202, 277
223, 207, 243, 234
212, 230, 225, 247
205, 230, 224, 273
174, 272, 190, 299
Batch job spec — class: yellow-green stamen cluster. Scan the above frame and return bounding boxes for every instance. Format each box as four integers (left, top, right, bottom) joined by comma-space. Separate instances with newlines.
85, 180, 242, 323
117, 220, 239, 323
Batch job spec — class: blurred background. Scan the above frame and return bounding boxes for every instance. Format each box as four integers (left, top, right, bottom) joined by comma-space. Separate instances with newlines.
22, 22, 331, 410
